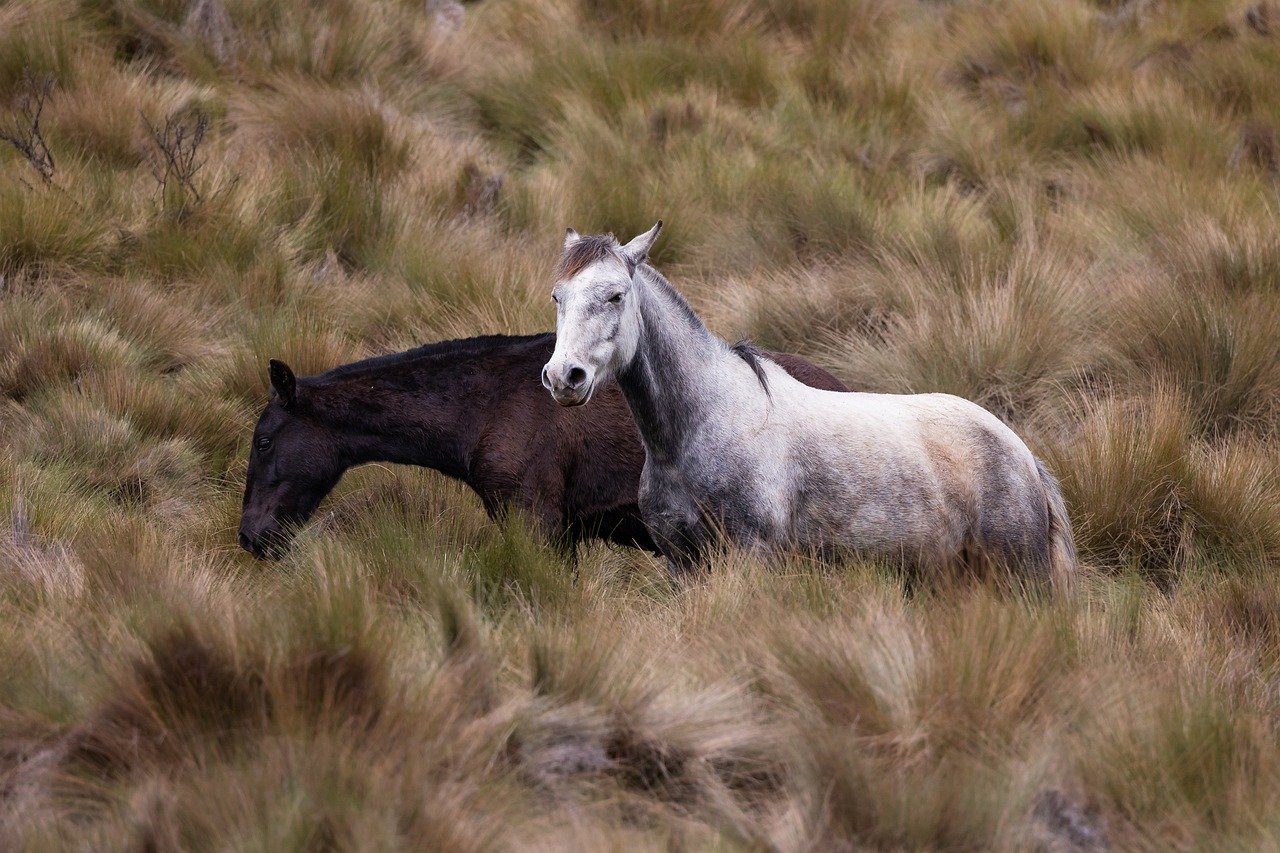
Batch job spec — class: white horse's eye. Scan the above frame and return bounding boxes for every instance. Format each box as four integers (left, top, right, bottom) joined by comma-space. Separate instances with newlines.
608, 292, 623, 304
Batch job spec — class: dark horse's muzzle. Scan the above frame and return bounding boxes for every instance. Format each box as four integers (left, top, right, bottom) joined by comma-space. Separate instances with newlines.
238, 524, 290, 560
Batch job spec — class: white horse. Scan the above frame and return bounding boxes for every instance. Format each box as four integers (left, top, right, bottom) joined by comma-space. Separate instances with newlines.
541, 222, 1076, 588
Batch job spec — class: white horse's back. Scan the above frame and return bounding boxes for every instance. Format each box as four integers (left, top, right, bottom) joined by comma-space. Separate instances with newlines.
696, 354, 1059, 577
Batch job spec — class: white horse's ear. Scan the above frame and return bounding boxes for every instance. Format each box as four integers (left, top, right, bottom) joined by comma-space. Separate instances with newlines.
564, 228, 581, 249
621, 220, 663, 267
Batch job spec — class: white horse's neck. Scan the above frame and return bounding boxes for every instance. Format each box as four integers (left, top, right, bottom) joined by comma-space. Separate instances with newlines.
616, 267, 751, 464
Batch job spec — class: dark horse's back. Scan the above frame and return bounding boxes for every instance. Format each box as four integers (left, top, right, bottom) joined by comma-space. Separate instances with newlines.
766, 352, 848, 395
477, 336, 848, 554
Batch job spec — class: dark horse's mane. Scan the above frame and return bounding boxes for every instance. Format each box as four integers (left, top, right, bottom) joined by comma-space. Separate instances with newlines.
310, 330, 772, 394
314, 333, 553, 382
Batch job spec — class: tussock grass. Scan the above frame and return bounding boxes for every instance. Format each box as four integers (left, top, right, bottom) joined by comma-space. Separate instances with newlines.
1112, 286, 1280, 438
0, 182, 110, 275
1045, 390, 1280, 582
3, 0, 1280, 847
230, 77, 413, 179
46, 65, 157, 170
0, 1, 83, 99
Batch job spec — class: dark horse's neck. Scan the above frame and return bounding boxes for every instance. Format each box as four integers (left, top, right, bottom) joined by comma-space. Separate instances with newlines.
305, 335, 548, 480
615, 268, 727, 465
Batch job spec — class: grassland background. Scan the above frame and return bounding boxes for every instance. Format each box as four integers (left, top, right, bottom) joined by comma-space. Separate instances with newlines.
3, 0, 1280, 848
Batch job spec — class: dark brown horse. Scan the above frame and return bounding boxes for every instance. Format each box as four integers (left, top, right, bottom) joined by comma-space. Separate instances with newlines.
237, 334, 846, 558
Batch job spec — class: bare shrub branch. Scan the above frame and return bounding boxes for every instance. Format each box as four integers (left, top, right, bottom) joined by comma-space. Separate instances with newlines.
143, 107, 210, 209
0, 71, 57, 184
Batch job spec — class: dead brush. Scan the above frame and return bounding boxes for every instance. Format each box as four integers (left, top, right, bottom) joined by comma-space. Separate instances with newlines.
142, 106, 209, 219
0, 70, 55, 185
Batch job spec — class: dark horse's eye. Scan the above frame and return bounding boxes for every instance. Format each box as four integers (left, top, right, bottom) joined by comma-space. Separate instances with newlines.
255, 436, 272, 452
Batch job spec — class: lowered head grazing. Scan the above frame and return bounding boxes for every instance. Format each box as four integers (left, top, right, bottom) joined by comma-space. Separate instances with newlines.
238, 359, 345, 559
542, 221, 662, 407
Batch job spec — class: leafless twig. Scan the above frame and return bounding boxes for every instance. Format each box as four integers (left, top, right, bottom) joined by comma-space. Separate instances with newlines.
0, 71, 56, 184
143, 107, 210, 207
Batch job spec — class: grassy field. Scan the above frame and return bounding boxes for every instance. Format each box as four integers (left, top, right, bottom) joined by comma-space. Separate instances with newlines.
3, 0, 1280, 848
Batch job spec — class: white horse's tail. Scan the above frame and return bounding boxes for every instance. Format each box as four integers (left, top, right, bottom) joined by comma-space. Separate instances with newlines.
1036, 458, 1077, 594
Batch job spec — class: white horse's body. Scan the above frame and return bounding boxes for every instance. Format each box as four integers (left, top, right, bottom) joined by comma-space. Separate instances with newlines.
661, 349, 1043, 560
542, 223, 1076, 587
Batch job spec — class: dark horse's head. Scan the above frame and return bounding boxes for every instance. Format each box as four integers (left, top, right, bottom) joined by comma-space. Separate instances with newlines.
239, 360, 345, 559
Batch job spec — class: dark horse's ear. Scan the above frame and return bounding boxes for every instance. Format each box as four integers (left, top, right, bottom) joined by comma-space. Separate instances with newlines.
268, 359, 297, 409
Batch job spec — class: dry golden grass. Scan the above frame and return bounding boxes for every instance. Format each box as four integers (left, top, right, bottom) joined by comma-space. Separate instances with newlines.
3, 0, 1280, 848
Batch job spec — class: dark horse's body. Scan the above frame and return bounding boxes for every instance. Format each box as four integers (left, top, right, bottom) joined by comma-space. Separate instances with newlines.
238, 333, 846, 558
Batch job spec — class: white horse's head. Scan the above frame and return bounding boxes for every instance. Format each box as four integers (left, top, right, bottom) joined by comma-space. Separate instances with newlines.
542, 221, 662, 407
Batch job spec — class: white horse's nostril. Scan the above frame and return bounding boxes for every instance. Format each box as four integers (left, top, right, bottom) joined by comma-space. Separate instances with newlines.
567, 366, 587, 387
541, 366, 551, 389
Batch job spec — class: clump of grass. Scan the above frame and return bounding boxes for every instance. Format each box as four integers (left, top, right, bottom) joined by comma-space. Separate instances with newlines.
521, 619, 784, 832
222, 0, 455, 85
792, 729, 1021, 849
0, 297, 143, 402
1048, 391, 1195, 579
46, 65, 155, 169
1046, 390, 1280, 581
0, 1, 82, 99
14, 393, 206, 519
464, 7, 776, 161
77, 369, 249, 463
278, 155, 393, 269
212, 311, 363, 406
0, 180, 110, 275
127, 199, 270, 280
740, 159, 880, 266
752, 0, 898, 53
947, 0, 1121, 93
1195, 567, 1280, 668
1183, 439, 1280, 564
1022, 82, 1224, 164
229, 78, 413, 180
1110, 281, 1280, 439
1079, 682, 1274, 843
366, 219, 547, 342
83, 278, 226, 374
461, 512, 582, 614
1151, 212, 1280, 295
578, 0, 756, 43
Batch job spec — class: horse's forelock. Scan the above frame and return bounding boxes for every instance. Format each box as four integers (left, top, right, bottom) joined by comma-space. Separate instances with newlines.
554, 233, 621, 281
